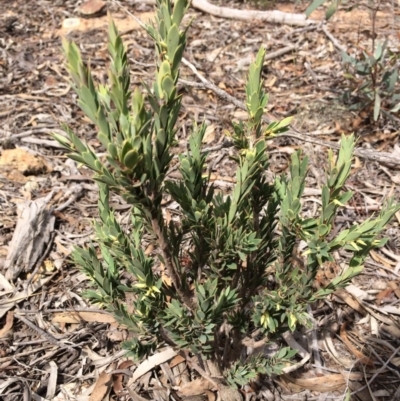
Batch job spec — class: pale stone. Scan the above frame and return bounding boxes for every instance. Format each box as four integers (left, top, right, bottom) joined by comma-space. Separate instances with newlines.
77, 0, 107, 17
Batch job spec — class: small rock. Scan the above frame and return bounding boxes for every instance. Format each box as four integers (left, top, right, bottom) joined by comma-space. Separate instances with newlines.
77, 0, 107, 17
0, 148, 51, 183
2, 169, 28, 183
62, 18, 81, 30
45, 76, 58, 87
23, 179, 39, 194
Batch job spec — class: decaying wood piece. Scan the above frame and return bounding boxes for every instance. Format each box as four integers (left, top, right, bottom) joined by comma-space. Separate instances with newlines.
191, 0, 317, 26
114, 0, 318, 27
4, 193, 55, 281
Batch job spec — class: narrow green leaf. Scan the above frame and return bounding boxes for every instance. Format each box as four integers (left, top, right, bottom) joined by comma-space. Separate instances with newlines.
325, 1, 338, 20
305, 0, 328, 17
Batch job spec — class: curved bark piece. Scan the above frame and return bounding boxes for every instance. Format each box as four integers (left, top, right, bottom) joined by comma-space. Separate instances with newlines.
4, 192, 55, 281
281, 331, 311, 373
191, 0, 318, 26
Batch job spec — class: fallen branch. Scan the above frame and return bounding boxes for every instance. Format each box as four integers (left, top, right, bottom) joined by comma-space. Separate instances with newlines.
0, 127, 67, 144
14, 313, 77, 352
116, 0, 318, 26
350, 345, 400, 397
191, 0, 317, 26
285, 131, 400, 166
281, 331, 311, 373
320, 24, 347, 52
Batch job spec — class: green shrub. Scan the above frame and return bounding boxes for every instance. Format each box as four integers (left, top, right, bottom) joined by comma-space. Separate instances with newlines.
342, 40, 400, 121
305, 0, 341, 20
306, 0, 400, 122
54, 0, 400, 391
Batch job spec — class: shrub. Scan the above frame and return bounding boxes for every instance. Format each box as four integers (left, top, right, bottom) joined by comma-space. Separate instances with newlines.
306, 0, 400, 122
54, 0, 400, 395
342, 40, 400, 121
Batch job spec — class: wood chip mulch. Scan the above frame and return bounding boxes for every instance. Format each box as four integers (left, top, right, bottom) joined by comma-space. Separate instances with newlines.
1, 0, 400, 400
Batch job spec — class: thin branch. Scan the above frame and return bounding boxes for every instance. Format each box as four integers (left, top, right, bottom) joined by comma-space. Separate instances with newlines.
180, 350, 221, 389
306, 305, 323, 376
179, 67, 246, 113
113, 0, 318, 26
320, 24, 347, 53
151, 216, 195, 310
350, 345, 400, 397
14, 313, 78, 353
